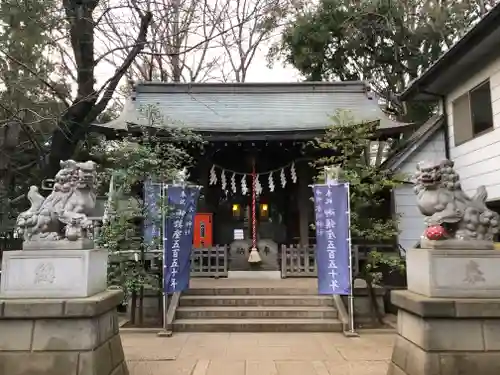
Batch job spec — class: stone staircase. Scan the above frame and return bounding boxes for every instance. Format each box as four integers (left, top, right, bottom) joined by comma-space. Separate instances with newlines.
173, 285, 342, 332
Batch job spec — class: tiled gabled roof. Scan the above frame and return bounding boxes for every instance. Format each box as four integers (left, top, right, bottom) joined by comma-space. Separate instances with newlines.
98, 82, 408, 133
382, 115, 445, 171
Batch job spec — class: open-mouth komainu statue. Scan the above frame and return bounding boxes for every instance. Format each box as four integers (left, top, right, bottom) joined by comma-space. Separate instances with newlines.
15, 160, 98, 245
414, 159, 499, 247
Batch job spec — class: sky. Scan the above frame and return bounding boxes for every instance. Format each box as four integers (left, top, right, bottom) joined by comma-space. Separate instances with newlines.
226, 39, 302, 82
240, 55, 301, 82
92, 0, 305, 91
95, 42, 302, 87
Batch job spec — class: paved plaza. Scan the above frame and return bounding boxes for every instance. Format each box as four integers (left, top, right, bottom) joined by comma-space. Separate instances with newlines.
122, 331, 394, 375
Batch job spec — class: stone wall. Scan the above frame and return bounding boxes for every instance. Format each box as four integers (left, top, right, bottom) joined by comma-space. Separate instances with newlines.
0, 290, 128, 375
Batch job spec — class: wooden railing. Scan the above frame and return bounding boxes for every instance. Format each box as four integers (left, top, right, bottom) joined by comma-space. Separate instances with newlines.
107, 243, 400, 279
280, 243, 399, 278
108, 246, 229, 278
281, 245, 317, 278
190, 246, 228, 278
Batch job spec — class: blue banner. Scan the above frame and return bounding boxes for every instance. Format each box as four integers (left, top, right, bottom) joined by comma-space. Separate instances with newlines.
313, 183, 351, 295
143, 178, 162, 249
164, 185, 200, 293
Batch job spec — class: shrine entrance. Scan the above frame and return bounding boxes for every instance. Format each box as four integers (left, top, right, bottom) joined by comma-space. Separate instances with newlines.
226, 202, 282, 272
189, 139, 314, 274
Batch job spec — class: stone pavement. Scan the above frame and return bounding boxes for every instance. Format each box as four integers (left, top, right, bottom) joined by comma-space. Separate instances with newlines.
122, 331, 394, 375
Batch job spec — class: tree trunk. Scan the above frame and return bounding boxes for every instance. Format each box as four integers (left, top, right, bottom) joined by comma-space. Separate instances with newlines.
44, 3, 152, 178
0, 121, 21, 229
45, 107, 93, 178
138, 285, 144, 326
365, 273, 384, 326
130, 290, 137, 325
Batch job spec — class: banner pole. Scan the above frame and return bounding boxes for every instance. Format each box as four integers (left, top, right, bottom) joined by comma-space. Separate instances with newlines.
159, 183, 171, 337
157, 183, 201, 337
345, 182, 356, 335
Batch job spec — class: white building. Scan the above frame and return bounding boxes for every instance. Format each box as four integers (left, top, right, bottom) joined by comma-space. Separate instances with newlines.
386, 4, 500, 250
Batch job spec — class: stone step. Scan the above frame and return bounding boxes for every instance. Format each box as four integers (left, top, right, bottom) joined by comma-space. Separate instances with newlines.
179, 295, 334, 307
183, 287, 317, 296
172, 318, 343, 332
176, 306, 338, 319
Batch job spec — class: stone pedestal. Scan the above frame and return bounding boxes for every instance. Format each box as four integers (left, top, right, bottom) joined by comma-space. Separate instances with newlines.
387, 290, 500, 375
406, 247, 500, 298
388, 247, 500, 375
0, 249, 108, 298
0, 289, 129, 375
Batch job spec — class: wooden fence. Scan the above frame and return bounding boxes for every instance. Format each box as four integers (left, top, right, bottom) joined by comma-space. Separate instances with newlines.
190, 246, 228, 278
108, 246, 229, 278
280, 243, 399, 278
280, 245, 316, 277
105, 243, 401, 279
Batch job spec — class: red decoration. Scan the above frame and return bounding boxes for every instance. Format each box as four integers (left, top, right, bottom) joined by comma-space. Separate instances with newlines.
251, 159, 257, 249
425, 225, 447, 240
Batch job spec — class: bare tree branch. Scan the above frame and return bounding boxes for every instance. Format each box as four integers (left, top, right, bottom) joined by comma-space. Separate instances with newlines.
210, 0, 293, 82
91, 10, 153, 118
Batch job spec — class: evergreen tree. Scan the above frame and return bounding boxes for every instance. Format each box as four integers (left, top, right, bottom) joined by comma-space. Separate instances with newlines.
95, 105, 202, 325
313, 110, 405, 325
314, 110, 401, 242
0, 0, 66, 229
272, 0, 498, 122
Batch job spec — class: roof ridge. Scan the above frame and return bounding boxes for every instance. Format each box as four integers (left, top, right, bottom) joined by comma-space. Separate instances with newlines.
133, 81, 370, 94
134, 80, 367, 87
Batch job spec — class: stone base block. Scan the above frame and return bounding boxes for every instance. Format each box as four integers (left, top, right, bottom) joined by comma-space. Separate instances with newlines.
388, 335, 500, 375
0, 249, 108, 298
420, 238, 494, 250
387, 290, 500, 375
0, 289, 129, 375
406, 247, 500, 298
22, 238, 94, 251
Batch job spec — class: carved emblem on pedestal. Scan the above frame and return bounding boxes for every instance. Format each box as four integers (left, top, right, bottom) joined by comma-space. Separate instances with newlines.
463, 260, 485, 285
34, 262, 56, 284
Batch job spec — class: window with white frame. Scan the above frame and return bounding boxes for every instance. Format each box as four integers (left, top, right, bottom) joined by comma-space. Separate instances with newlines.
452, 79, 494, 145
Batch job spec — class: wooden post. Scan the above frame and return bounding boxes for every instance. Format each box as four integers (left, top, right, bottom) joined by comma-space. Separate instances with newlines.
297, 161, 309, 247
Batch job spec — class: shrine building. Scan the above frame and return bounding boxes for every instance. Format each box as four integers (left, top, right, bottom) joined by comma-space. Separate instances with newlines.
95, 81, 410, 277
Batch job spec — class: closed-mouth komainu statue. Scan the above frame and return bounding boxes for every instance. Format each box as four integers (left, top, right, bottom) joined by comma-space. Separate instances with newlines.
15, 159, 98, 245
414, 159, 499, 248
